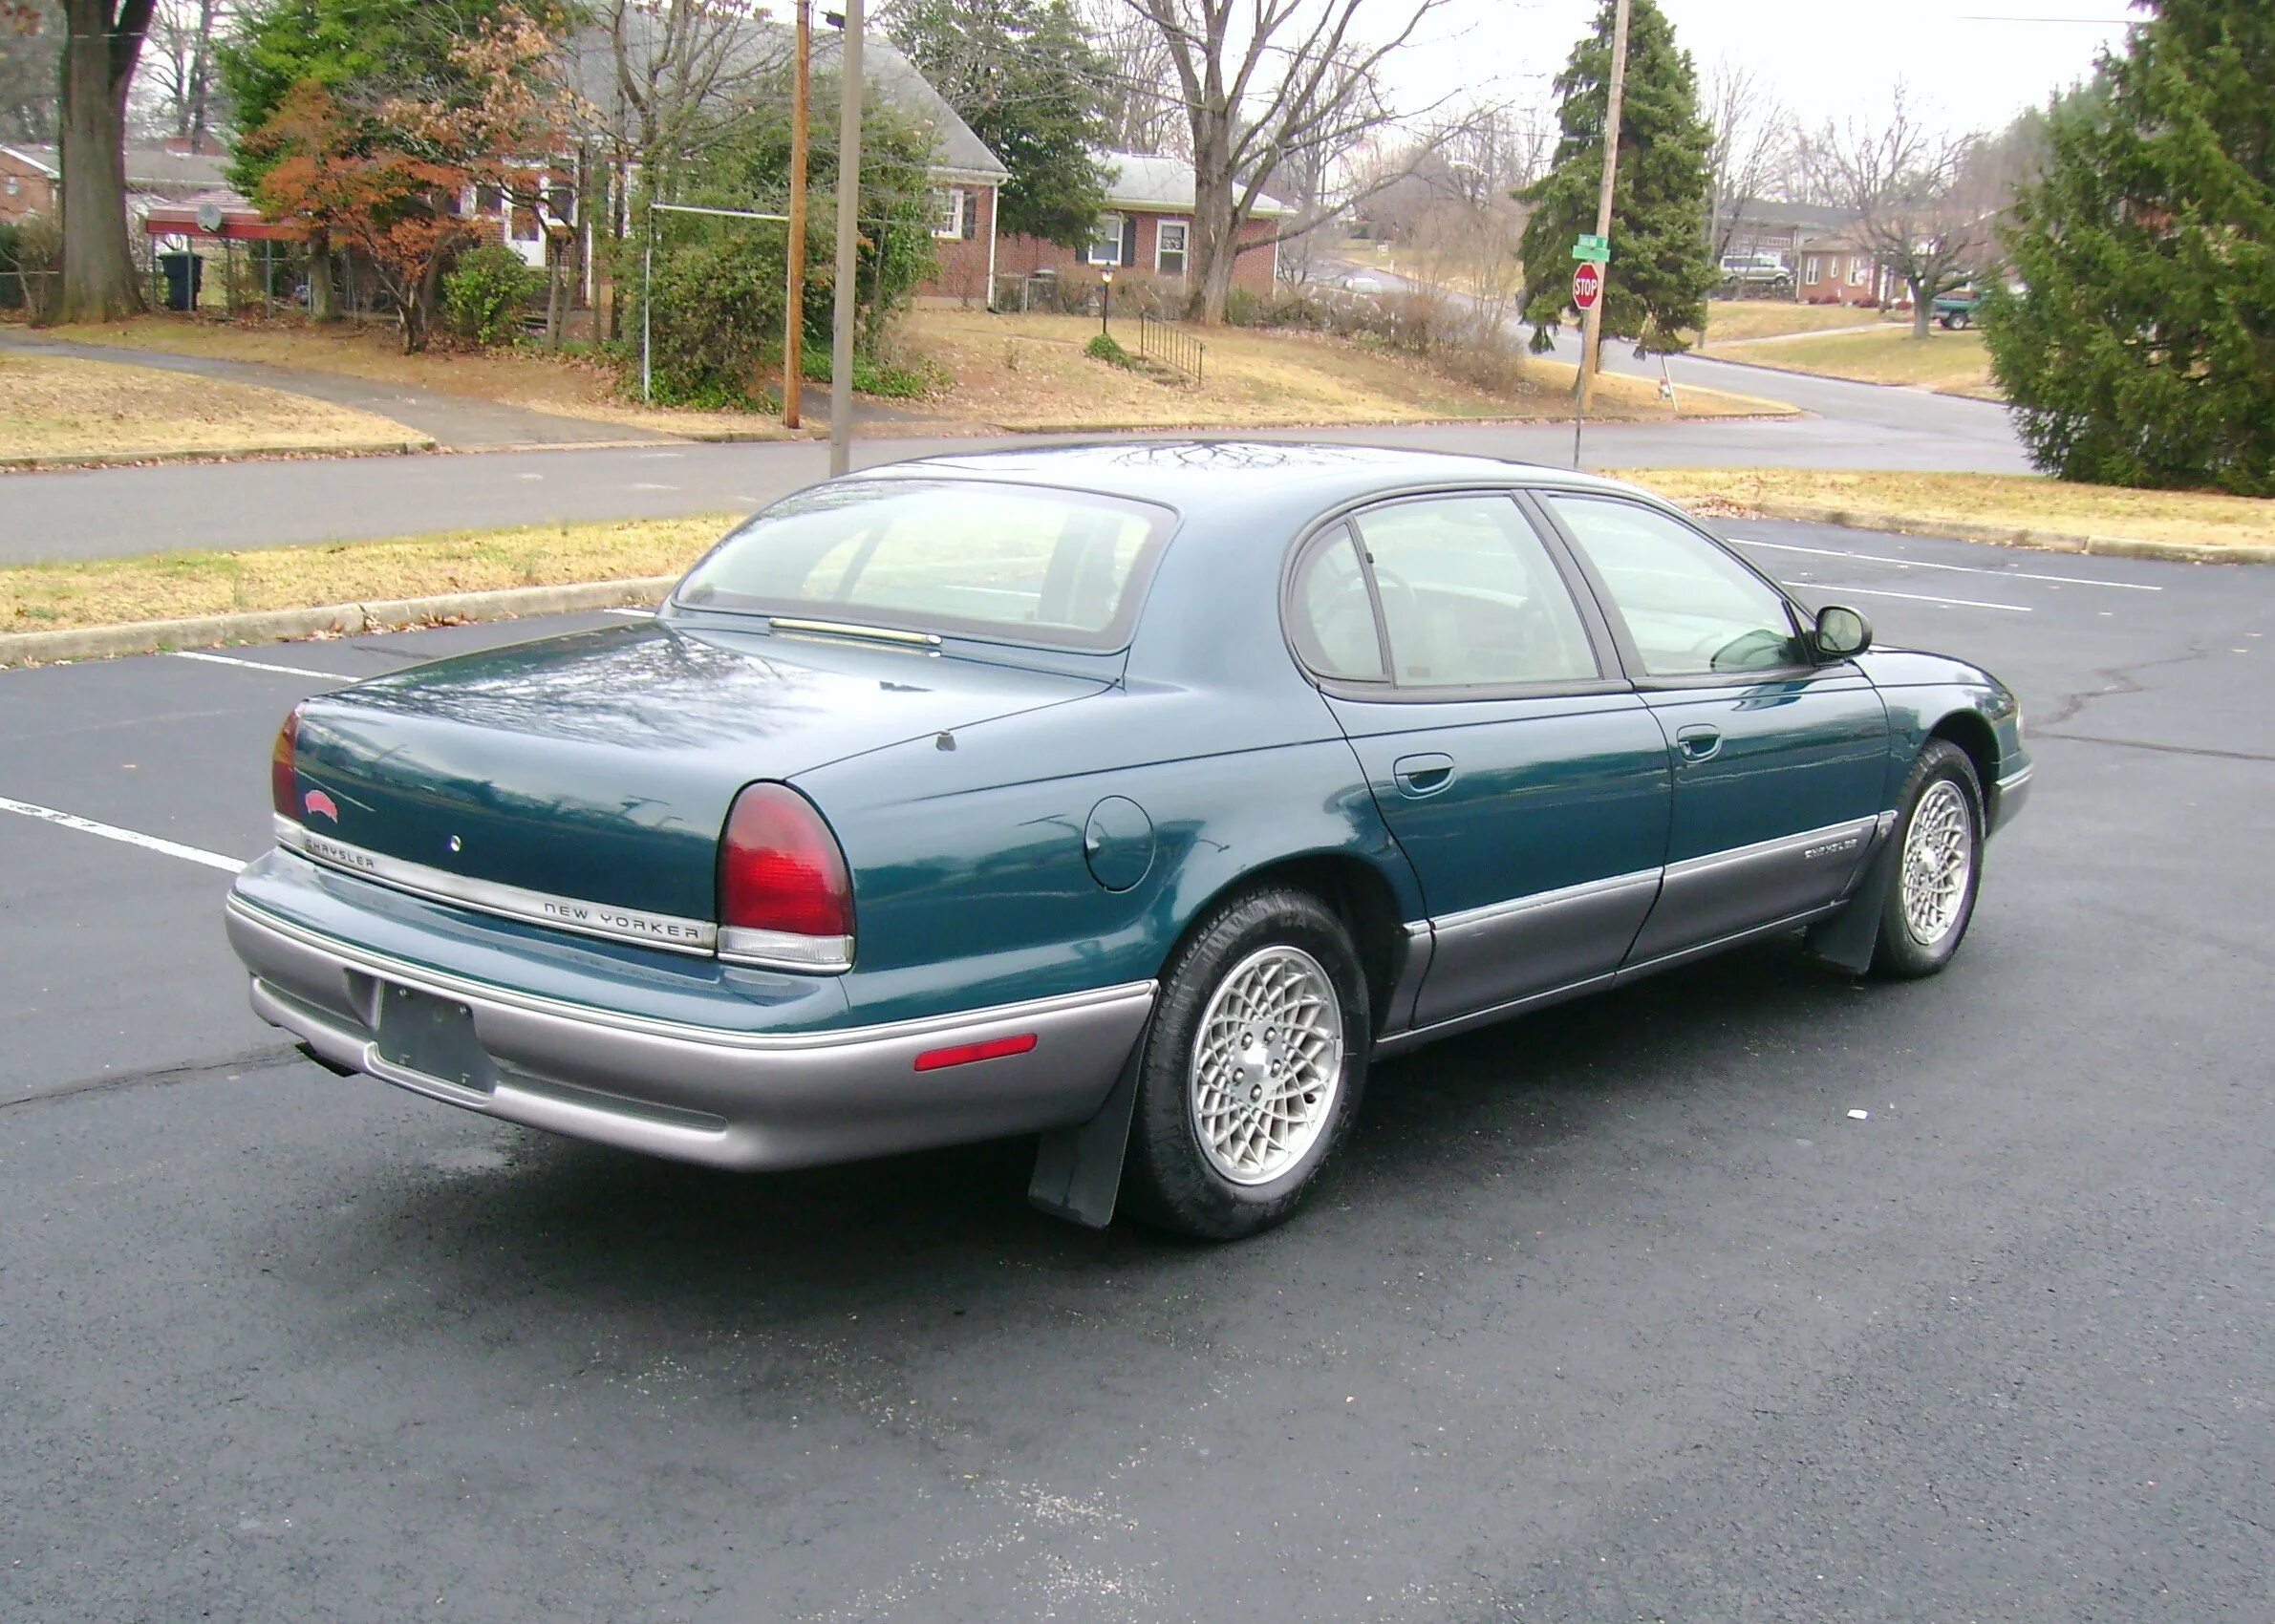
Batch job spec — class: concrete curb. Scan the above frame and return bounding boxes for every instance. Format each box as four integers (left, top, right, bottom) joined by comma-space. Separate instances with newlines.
0, 438, 438, 473
0, 576, 680, 668
1742, 500, 2275, 566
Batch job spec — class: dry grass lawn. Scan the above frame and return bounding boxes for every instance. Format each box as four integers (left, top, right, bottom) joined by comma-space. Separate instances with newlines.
908, 309, 1791, 429
1, 515, 738, 634
1704, 325, 1999, 398
0, 353, 422, 460
45, 316, 797, 438
1696, 301, 1893, 345
1614, 468, 2275, 551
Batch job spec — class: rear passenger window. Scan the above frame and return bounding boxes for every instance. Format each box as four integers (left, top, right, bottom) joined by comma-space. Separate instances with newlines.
1350, 496, 1599, 688
1287, 524, 1386, 681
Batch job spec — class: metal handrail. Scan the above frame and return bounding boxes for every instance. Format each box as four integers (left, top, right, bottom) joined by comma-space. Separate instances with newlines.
1137, 311, 1205, 384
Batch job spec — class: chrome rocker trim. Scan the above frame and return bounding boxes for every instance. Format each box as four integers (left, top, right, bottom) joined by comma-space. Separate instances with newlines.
226, 894, 1156, 1171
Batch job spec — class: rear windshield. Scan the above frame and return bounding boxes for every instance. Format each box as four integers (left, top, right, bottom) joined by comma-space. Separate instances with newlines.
671, 478, 1174, 651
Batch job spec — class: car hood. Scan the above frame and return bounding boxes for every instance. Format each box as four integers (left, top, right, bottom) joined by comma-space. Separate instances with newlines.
286, 621, 1109, 923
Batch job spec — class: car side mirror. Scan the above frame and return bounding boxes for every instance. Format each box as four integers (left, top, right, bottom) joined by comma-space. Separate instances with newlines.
1813, 604, 1873, 659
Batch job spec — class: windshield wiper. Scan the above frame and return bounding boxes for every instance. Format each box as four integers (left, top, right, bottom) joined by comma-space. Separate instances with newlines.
765, 615, 944, 651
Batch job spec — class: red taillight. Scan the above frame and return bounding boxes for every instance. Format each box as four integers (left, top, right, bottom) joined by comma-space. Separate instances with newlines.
270, 707, 302, 823
718, 782, 854, 969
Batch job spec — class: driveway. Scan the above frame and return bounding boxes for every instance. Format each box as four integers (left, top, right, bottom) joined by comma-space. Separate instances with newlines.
2, 522, 2268, 1622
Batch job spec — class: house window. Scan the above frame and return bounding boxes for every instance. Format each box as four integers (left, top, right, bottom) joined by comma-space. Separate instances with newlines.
1086, 213, 1125, 267
931, 186, 967, 240
4, 176, 17, 198
1848, 257, 1871, 287
1802, 255, 1821, 284
474, 182, 504, 214
1156, 220, 1188, 278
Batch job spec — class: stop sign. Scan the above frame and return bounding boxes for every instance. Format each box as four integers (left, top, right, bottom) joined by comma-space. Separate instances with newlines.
1572, 261, 1603, 310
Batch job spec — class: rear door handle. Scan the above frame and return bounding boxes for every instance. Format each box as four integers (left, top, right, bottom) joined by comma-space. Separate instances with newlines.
1675, 725, 1722, 762
1392, 753, 1455, 797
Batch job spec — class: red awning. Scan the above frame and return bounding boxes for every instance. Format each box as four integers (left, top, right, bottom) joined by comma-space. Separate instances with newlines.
142, 206, 303, 243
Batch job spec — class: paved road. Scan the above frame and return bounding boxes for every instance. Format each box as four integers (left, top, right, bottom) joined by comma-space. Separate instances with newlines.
0, 329, 677, 451
4, 522, 2268, 1621
2, 398, 2028, 565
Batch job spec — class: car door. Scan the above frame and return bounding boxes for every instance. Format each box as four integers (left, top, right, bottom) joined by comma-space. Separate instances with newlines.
1286, 493, 1672, 1032
1535, 493, 1891, 966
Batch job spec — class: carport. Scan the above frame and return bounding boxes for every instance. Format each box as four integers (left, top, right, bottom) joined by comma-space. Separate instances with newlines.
140, 193, 305, 315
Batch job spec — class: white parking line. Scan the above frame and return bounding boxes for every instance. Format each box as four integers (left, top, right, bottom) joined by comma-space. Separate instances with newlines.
170, 650, 345, 680
0, 795, 246, 872
602, 607, 655, 618
1729, 535, 2158, 591
1813, 584, 2032, 613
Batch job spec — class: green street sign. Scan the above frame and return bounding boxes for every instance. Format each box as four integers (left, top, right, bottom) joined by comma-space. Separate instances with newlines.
1572, 233, 1610, 262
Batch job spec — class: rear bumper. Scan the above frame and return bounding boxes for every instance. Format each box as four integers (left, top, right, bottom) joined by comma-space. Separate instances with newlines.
225, 896, 1154, 1171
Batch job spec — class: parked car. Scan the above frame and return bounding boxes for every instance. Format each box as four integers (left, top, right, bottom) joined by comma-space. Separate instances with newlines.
225, 444, 2031, 1239
1718, 252, 1794, 292
1934, 289, 1981, 329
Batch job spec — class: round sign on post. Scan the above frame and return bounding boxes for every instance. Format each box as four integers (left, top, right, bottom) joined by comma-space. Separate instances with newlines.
1572, 261, 1603, 310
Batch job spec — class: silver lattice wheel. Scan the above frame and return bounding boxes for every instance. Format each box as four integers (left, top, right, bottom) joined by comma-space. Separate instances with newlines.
1900, 779, 1975, 946
1188, 945, 1345, 1186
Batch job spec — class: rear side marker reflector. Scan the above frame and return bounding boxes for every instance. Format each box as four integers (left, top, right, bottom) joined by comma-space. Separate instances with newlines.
912, 1033, 1038, 1072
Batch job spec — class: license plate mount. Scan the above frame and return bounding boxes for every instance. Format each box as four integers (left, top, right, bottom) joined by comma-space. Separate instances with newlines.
375, 984, 495, 1094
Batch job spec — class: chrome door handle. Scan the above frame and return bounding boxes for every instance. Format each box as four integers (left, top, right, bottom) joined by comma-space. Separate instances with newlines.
1675, 725, 1722, 762
1392, 753, 1455, 797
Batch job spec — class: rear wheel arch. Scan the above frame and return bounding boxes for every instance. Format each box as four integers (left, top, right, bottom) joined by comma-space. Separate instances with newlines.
1162, 852, 1409, 1037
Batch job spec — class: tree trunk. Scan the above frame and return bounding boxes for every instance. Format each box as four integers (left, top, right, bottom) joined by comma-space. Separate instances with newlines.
307, 237, 337, 321
1191, 157, 1237, 326
1910, 277, 1931, 338
54, 0, 154, 326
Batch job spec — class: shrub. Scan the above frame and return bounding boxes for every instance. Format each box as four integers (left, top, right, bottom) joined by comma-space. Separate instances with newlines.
639, 233, 787, 409
1085, 331, 1135, 368
3, 216, 61, 322
799, 342, 950, 398
443, 245, 546, 347
1221, 286, 1261, 327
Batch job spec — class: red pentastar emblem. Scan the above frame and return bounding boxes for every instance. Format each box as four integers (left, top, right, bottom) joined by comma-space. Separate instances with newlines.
304, 789, 340, 823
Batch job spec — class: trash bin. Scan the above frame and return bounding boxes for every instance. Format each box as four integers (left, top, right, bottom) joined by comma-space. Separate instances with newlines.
159, 250, 204, 312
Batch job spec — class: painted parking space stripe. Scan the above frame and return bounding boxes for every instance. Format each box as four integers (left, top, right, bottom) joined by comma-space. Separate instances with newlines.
1728, 535, 2159, 591
1805, 583, 2032, 613
170, 650, 350, 680
0, 795, 247, 872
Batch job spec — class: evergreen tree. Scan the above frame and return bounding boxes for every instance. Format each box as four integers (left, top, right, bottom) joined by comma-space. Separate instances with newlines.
1517, 0, 1716, 360
1984, 0, 2274, 495
887, 0, 1107, 250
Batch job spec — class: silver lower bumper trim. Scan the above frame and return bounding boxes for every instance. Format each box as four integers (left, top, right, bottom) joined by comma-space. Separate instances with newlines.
227, 897, 1155, 1171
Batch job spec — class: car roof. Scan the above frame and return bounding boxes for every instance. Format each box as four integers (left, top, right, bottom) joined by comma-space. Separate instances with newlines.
871, 439, 1642, 512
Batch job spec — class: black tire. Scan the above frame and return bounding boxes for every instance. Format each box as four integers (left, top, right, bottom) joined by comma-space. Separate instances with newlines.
1121, 887, 1371, 1241
1870, 740, 1985, 979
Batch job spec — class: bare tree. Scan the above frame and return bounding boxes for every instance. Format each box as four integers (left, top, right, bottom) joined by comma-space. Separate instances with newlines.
1079, 0, 1185, 155
1810, 88, 1998, 337
1118, 0, 1456, 324
1702, 58, 1788, 263
1, 2, 61, 142
138, 0, 223, 146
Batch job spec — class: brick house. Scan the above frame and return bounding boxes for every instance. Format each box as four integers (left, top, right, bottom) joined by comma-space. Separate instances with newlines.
1716, 198, 1861, 266
1793, 230, 1896, 306
0, 140, 232, 227
956, 150, 1292, 307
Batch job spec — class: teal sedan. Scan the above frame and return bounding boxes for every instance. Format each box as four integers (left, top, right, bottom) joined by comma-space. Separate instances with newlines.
225, 443, 2030, 1239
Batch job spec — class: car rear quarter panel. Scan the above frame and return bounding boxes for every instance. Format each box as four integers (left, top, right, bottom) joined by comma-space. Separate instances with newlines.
794, 499, 1424, 1031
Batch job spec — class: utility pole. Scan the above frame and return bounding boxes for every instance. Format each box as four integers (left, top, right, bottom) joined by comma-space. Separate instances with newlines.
827, 0, 864, 477
1574, 0, 1632, 438
783, 0, 811, 429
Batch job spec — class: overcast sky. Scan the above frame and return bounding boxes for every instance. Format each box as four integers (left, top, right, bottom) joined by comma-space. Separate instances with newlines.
1393, 0, 2135, 136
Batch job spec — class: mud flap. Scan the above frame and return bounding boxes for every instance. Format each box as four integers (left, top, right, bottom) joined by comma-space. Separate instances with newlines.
1807, 833, 1900, 975
1027, 1037, 1147, 1229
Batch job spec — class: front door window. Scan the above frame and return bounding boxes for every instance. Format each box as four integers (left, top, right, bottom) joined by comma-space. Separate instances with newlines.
1542, 496, 1803, 678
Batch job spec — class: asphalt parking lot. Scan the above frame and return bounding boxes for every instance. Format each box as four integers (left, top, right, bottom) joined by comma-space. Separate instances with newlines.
3, 519, 2268, 1622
